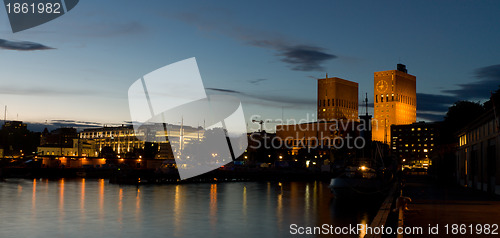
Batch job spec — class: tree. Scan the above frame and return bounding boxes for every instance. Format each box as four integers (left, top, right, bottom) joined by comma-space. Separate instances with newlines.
483, 85, 500, 111
441, 101, 485, 144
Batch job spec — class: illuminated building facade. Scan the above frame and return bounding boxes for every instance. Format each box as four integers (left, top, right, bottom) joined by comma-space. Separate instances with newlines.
80, 125, 143, 155
372, 64, 416, 143
37, 138, 97, 157
80, 124, 202, 159
391, 122, 438, 169
317, 75, 359, 121
275, 75, 362, 157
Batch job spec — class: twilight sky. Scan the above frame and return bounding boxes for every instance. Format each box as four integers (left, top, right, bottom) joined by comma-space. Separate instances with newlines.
1, 0, 499, 132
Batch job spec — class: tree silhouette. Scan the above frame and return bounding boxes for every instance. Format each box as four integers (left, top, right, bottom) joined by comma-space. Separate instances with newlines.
441, 101, 486, 144
483, 85, 500, 111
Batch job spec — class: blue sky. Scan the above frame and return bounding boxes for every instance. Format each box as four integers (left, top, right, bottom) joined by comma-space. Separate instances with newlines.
1, 0, 499, 132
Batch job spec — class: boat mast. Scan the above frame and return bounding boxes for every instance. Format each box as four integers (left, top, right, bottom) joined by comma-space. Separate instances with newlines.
365, 92, 368, 116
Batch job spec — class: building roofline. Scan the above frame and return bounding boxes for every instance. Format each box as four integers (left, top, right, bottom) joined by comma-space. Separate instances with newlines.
318, 76, 359, 87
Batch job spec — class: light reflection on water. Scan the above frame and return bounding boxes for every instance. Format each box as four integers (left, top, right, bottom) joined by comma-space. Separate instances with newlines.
0, 178, 380, 238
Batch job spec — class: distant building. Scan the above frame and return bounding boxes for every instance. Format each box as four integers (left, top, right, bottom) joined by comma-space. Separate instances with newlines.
80, 125, 143, 155
274, 75, 365, 162
457, 106, 500, 195
317, 75, 359, 121
37, 138, 96, 157
3, 121, 27, 131
373, 64, 416, 144
40, 127, 78, 147
276, 121, 360, 152
80, 124, 201, 159
391, 122, 438, 169
0, 120, 40, 157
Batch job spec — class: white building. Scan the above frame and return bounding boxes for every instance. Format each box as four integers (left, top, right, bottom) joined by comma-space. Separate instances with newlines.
37, 138, 97, 157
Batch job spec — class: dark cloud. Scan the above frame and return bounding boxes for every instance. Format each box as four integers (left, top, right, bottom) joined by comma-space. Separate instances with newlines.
417, 93, 459, 115
0, 86, 100, 96
27, 120, 107, 132
167, 11, 336, 72
248, 78, 268, 85
441, 64, 500, 99
415, 64, 500, 121
249, 40, 336, 71
278, 45, 336, 71
0, 39, 54, 51
206, 87, 314, 109
253, 95, 315, 107
442, 80, 500, 100
475, 64, 500, 79
205, 88, 241, 94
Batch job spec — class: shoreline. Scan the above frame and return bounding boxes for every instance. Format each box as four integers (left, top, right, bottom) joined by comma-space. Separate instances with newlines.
0, 167, 334, 184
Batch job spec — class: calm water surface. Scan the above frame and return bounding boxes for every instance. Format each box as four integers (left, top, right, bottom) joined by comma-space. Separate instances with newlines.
0, 179, 381, 237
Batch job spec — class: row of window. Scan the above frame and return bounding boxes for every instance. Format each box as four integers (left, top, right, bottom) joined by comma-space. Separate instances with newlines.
394, 137, 433, 142
81, 130, 135, 138
375, 93, 416, 106
394, 143, 434, 147
392, 127, 434, 132
319, 98, 358, 109
395, 149, 432, 153
459, 119, 498, 146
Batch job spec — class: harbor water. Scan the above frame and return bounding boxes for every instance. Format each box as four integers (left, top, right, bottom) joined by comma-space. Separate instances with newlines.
0, 178, 382, 237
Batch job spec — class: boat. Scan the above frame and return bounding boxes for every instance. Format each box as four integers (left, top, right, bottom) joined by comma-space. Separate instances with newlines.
328, 159, 393, 198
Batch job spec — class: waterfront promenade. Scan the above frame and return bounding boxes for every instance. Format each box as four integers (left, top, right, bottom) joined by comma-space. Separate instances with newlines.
402, 175, 500, 237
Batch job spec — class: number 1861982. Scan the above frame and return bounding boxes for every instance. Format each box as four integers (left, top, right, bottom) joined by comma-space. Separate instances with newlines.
6, 2, 62, 14
444, 224, 498, 235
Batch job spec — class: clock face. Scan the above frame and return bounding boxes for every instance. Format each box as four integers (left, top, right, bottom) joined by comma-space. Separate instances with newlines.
376, 80, 388, 93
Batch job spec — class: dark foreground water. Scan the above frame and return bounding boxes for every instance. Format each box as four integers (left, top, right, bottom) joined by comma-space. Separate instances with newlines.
0, 178, 381, 237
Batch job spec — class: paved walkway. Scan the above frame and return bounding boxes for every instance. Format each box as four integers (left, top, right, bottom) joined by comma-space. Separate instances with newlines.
402, 175, 500, 237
